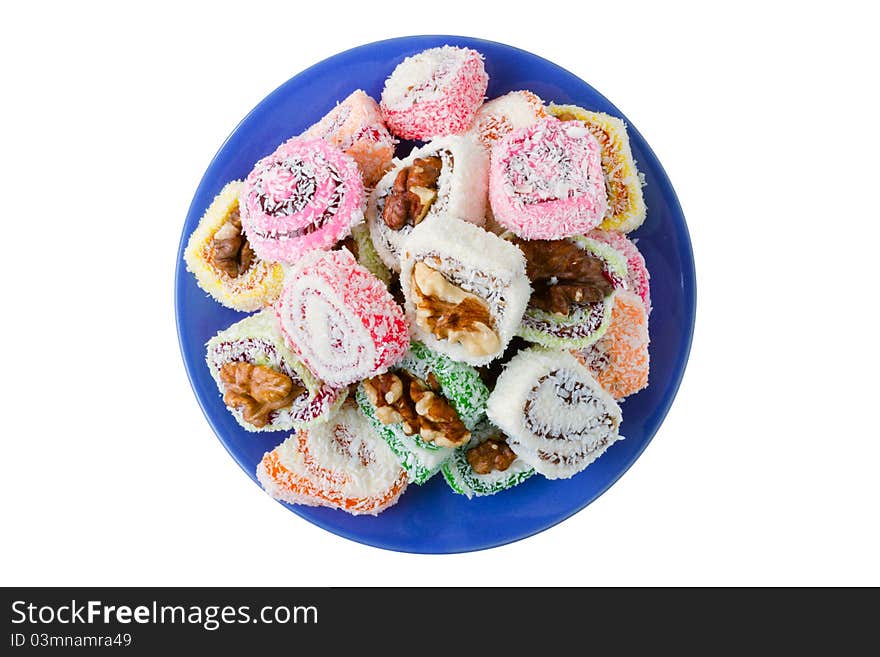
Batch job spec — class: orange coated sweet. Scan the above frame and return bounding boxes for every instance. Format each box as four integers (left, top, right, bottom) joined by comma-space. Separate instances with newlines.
575, 290, 649, 400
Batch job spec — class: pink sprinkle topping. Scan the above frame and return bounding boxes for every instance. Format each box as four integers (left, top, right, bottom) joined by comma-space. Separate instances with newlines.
489, 118, 607, 240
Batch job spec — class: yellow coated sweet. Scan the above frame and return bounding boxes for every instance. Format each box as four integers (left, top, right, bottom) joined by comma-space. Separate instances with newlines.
548, 104, 646, 233
183, 181, 285, 311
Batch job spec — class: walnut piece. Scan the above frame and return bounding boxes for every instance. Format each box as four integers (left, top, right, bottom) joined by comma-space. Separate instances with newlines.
382, 188, 409, 230
408, 156, 442, 188
466, 435, 517, 475
513, 238, 613, 316
381, 156, 442, 230
411, 261, 500, 357
211, 208, 255, 277
219, 362, 304, 428
363, 370, 470, 448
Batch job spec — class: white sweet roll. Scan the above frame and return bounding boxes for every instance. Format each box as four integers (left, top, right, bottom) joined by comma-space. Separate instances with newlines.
486, 349, 623, 480
399, 216, 531, 367
366, 135, 488, 272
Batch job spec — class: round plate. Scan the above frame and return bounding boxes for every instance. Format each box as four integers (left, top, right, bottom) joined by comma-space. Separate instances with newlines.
175, 35, 696, 554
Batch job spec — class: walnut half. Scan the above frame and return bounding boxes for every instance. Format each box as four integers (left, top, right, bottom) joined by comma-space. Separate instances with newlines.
363, 370, 470, 448
466, 435, 517, 475
467, 435, 516, 474
211, 208, 255, 278
411, 261, 500, 357
513, 237, 613, 316
219, 362, 304, 428
381, 156, 442, 230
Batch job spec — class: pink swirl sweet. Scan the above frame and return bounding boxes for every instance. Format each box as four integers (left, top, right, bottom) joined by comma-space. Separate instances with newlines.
275, 249, 409, 387
240, 137, 365, 265
587, 228, 652, 314
380, 45, 488, 140
489, 118, 607, 240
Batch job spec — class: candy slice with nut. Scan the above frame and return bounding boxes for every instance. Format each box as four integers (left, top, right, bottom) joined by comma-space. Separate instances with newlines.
205, 309, 347, 433
366, 135, 488, 273
515, 235, 629, 350
441, 420, 536, 498
183, 180, 285, 311
399, 216, 532, 367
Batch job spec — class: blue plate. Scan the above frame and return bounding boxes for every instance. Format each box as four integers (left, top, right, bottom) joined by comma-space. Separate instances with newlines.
175, 35, 696, 554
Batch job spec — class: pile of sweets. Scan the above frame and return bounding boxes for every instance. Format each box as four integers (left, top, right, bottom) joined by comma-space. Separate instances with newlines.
184, 46, 651, 515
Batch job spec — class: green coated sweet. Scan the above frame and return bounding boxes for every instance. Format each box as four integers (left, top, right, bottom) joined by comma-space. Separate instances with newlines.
356, 385, 452, 485
355, 342, 490, 484
396, 342, 489, 431
442, 421, 535, 498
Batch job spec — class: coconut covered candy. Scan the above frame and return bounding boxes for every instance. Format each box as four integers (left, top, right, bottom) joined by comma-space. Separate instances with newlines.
205, 309, 346, 432
380, 45, 488, 140
442, 420, 535, 498
400, 216, 531, 367
467, 90, 547, 151
588, 228, 651, 314
356, 341, 489, 484
548, 103, 646, 233
257, 405, 408, 516
574, 290, 650, 400
514, 235, 628, 350
487, 349, 623, 480
302, 89, 396, 187
184, 180, 285, 311
366, 134, 488, 272
275, 249, 409, 388
240, 137, 365, 265
489, 118, 608, 240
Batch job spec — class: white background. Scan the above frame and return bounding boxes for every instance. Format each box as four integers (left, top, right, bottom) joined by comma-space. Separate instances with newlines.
2, 1, 878, 586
